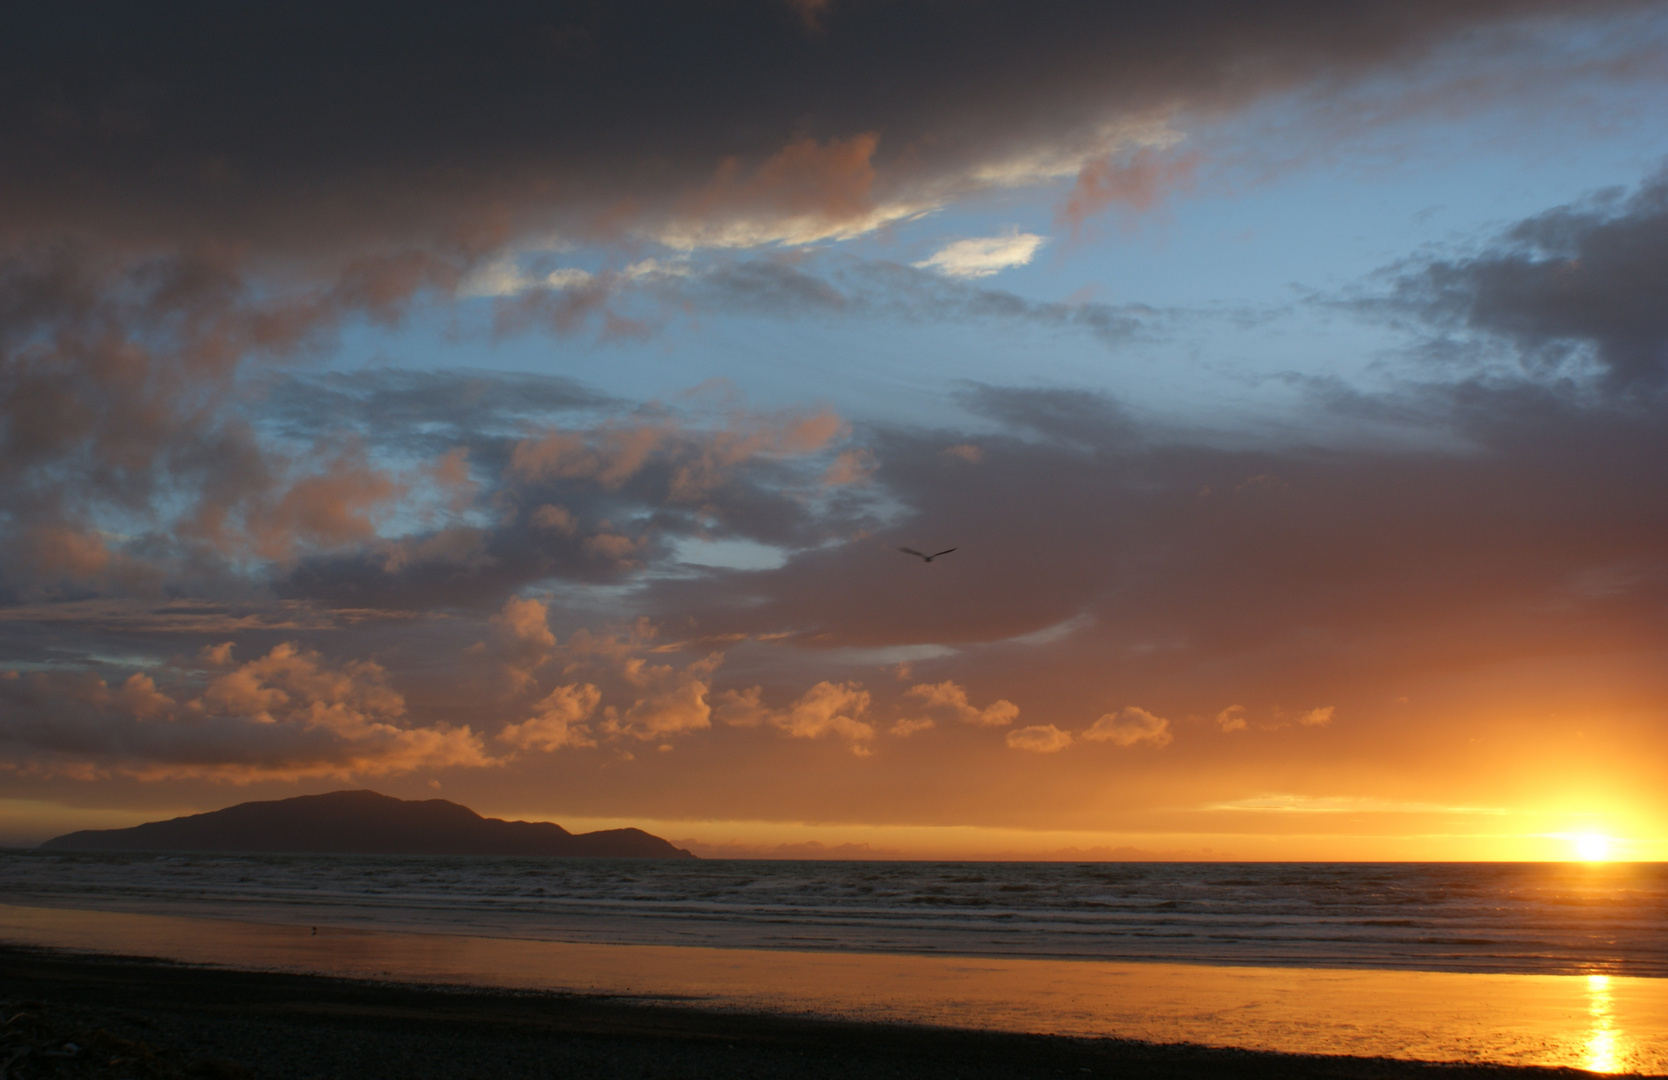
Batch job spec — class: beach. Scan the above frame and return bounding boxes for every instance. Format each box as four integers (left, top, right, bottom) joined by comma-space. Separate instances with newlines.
0, 944, 1626, 1080
3, 899, 1666, 1077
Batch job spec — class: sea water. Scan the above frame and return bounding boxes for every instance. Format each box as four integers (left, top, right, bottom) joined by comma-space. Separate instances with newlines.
2, 852, 1663, 977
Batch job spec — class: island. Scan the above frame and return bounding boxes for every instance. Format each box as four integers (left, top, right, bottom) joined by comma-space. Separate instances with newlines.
38, 789, 696, 858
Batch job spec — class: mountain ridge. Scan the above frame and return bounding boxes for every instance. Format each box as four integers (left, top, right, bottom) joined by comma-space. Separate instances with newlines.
39, 790, 696, 859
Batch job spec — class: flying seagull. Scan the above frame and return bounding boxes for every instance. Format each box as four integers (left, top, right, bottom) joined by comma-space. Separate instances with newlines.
900, 547, 956, 562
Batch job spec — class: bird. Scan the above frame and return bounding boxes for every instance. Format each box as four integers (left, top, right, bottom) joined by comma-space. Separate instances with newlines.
900, 546, 956, 562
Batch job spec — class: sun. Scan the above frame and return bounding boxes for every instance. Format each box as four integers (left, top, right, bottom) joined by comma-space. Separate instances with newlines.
1574, 833, 1613, 862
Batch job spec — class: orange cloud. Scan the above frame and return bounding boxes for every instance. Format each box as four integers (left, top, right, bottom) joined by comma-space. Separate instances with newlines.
1300, 705, 1336, 727
822, 448, 875, 486
529, 503, 579, 536
1006, 724, 1073, 753
902, 681, 1019, 728
604, 653, 723, 740
654, 133, 936, 248
583, 529, 642, 567
118, 672, 175, 721
770, 681, 875, 751
675, 134, 880, 246
0, 643, 494, 782
1082, 706, 1173, 748
425, 446, 476, 515
1060, 147, 1199, 228
499, 683, 602, 751
247, 446, 406, 561
26, 525, 112, 580
486, 596, 557, 695
714, 686, 769, 728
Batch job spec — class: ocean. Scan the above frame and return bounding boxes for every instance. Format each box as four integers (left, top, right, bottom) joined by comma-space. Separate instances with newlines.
3, 852, 1663, 977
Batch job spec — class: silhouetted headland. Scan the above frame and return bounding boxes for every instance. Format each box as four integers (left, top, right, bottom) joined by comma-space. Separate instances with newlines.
38, 789, 695, 858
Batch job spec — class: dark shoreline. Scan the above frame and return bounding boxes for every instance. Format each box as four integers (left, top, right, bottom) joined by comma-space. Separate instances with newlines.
0, 946, 1624, 1080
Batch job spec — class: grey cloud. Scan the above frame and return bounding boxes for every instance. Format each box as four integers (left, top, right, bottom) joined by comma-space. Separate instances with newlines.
260, 369, 614, 447
1386, 168, 1668, 392
511, 256, 1160, 348
955, 384, 1142, 451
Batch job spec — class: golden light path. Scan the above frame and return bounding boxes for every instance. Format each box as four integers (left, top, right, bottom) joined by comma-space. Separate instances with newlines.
4, 903, 1665, 1073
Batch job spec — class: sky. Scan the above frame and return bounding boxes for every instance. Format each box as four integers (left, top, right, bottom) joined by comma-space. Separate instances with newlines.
3, 0, 1668, 860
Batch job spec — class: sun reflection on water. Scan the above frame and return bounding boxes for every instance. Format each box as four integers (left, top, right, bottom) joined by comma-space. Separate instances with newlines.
1583, 974, 1623, 1074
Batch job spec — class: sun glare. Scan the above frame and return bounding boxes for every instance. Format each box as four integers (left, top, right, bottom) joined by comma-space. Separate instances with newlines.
1574, 833, 1613, 862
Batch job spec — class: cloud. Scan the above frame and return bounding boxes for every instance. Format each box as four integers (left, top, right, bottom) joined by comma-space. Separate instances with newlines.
1083, 706, 1173, 748
0, 643, 494, 781
714, 686, 770, 728
460, 261, 598, 299
0, 247, 464, 599
1217, 704, 1248, 733
0, 600, 344, 636
1060, 147, 1199, 228
4, 3, 1643, 256
510, 408, 844, 501
530, 504, 579, 537
914, 231, 1047, 279
488, 596, 557, 694
1384, 168, 1668, 391
261, 368, 611, 445
1005, 724, 1073, 753
901, 681, 1019, 727
604, 653, 723, 740
243, 444, 406, 561
822, 449, 875, 487
5, 6, 1667, 819
499, 683, 602, 751
273, 393, 864, 612
1299, 705, 1336, 727
447, 249, 1170, 356
768, 681, 875, 752
660, 133, 933, 249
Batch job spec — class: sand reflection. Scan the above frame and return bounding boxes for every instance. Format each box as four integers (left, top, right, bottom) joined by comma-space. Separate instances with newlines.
3, 903, 1664, 1072
1584, 973, 1627, 1074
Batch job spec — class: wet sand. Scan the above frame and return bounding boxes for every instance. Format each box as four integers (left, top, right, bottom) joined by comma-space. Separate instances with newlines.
0, 945, 1629, 1080
3, 902, 1665, 1077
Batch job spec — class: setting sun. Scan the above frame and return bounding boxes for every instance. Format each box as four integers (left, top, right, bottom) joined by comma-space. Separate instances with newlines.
1575, 834, 1614, 862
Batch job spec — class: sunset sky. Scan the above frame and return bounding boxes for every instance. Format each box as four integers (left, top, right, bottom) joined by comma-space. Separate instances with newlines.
3, 1, 1667, 860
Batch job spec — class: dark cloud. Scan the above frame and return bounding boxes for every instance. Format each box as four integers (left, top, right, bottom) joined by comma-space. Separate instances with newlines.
637, 380, 1668, 718
1387, 168, 1668, 391
1, 1, 1646, 253
955, 384, 1141, 450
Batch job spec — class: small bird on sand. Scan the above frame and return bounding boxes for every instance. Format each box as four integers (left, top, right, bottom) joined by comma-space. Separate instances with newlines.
900, 547, 956, 562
